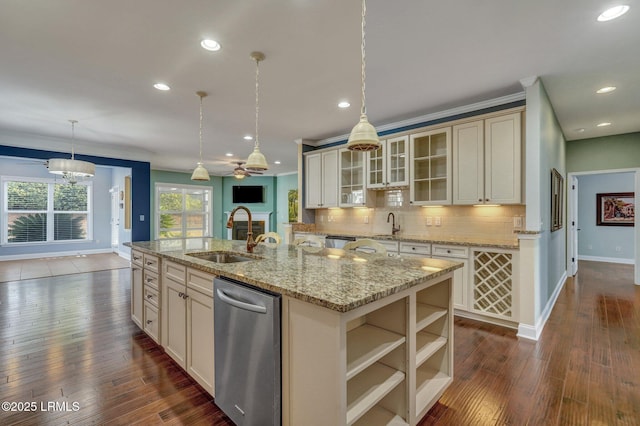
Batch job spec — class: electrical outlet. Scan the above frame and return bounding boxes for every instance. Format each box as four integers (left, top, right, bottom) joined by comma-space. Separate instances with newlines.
513, 216, 522, 228
328, 215, 333, 222
435, 217, 441, 226
426, 217, 432, 226
364, 215, 369, 224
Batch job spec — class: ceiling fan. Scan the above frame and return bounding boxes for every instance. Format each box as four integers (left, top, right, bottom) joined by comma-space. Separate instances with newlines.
229, 161, 263, 179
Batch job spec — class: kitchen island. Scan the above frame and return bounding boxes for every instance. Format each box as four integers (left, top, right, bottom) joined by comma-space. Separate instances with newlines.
128, 238, 462, 425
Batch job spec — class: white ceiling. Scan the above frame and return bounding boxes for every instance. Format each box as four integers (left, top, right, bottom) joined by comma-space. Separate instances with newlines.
1, 0, 638, 176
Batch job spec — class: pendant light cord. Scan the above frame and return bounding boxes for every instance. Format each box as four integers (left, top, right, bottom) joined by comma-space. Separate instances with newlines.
255, 57, 260, 148
69, 119, 77, 160
361, 0, 367, 116
199, 94, 204, 162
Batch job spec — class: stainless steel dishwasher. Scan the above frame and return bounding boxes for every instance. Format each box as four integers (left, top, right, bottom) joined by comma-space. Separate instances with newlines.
214, 277, 281, 426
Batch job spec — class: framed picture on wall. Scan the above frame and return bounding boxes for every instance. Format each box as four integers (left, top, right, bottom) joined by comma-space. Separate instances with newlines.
596, 192, 635, 226
551, 168, 564, 232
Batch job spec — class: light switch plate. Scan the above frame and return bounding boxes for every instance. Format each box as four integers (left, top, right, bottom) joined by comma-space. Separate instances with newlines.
435, 217, 441, 226
364, 216, 369, 224
513, 216, 523, 228
426, 217, 432, 226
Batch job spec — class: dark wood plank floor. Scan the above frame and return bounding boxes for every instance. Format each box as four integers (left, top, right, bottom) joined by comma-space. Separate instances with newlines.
1, 261, 638, 425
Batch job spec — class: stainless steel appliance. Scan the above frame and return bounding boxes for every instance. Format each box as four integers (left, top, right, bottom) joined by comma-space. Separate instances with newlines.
324, 234, 356, 249
214, 277, 281, 425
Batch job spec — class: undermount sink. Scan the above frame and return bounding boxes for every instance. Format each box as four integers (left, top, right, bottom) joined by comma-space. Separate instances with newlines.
186, 251, 260, 263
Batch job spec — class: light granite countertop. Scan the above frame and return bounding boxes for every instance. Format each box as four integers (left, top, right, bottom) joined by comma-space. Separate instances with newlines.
293, 231, 520, 249
127, 238, 462, 313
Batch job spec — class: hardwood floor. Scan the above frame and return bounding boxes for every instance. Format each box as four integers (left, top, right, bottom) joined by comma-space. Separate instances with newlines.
0, 261, 638, 425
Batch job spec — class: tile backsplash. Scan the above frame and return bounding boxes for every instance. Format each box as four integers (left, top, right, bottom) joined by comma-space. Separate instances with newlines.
313, 190, 524, 242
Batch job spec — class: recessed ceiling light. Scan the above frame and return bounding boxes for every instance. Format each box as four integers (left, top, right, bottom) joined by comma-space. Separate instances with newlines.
225, 153, 233, 157
597, 5, 630, 21
243, 135, 253, 141
596, 86, 617, 94
201, 39, 221, 51
574, 128, 585, 133
154, 83, 170, 91
597, 122, 612, 127
338, 101, 351, 108
274, 160, 281, 165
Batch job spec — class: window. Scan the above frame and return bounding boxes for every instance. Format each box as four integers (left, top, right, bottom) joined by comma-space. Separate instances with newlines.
156, 183, 212, 239
2, 177, 92, 244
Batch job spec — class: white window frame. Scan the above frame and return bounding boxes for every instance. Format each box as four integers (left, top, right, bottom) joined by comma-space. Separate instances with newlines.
155, 183, 213, 240
1, 176, 94, 245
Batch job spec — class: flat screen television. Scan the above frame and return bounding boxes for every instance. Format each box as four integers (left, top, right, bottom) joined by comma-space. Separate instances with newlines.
232, 185, 264, 203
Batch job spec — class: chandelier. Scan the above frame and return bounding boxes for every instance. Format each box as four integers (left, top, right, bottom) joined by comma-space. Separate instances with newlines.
191, 91, 211, 181
48, 120, 95, 185
244, 51, 269, 171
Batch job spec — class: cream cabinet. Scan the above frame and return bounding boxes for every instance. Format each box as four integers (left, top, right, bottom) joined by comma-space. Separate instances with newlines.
453, 112, 521, 205
283, 272, 453, 425
431, 245, 469, 311
409, 128, 451, 206
305, 150, 338, 208
162, 260, 215, 395
339, 148, 367, 207
366, 135, 409, 189
130, 250, 144, 328
143, 263, 161, 343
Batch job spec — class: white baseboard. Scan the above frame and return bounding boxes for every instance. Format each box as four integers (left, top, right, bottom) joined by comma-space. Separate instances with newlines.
517, 271, 568, 341
578, 255, 635, 265
0, 248, 116, 262
454, 310, 518, 330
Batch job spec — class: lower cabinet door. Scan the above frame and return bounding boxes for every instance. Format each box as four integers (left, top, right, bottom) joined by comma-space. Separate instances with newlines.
187, 288, 215, 396
143, 302, 160, 343
432, 256, 469, 311
131, 266, 143, 328
164, 277, 187, 367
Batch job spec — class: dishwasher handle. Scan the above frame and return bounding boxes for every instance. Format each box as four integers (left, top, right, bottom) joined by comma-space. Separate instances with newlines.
216, 288, 267, 314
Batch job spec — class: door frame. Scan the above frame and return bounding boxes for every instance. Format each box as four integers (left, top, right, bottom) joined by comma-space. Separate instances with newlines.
567, 168, 640, 285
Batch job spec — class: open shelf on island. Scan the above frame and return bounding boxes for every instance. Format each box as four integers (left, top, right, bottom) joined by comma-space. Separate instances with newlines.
415, 366, 451, 419
416, 303, 447, 332
347, 362, 405, 425
416, 331, 448, 368
353, 404, 409, 426
347, 324, 406, 380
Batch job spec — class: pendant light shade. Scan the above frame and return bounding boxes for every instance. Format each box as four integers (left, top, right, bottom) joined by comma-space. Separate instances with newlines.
191, 91, 210, 181
244, 51, 269, 172
347, 0, 381, 152
48, 120, 95, 185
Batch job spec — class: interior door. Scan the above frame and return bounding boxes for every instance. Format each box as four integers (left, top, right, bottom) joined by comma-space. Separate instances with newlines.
110, 186, 120, 249
569, 176, 579, 276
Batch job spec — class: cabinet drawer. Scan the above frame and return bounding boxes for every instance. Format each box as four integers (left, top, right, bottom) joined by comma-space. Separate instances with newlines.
131, 250, 144, 267
144, 270, 160, 290
374, 240, 400, 255
187, 268, 215, 297
399, 242, 431, 256
144, 284, 160, 308
144, 302, 160, 343
431, 245, 469, 258
165, 260, 186, 283
143, 253, 160, 273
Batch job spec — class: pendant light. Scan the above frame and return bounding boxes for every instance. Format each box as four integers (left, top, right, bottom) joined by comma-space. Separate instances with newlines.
191, 91, 211, 181
244, 51, 269, 172
347, 0, 381, 152
48, 120, 95, 185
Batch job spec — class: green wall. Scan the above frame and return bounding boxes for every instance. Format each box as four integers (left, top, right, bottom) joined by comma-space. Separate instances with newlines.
567, 132, 640, 172
221, 176, 277, 236
149, 170, 299, 241
149, 170, 223, 239
276, 173, 299, 236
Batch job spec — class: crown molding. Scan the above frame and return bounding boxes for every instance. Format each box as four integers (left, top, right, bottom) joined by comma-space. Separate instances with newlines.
307, 92, 526, 147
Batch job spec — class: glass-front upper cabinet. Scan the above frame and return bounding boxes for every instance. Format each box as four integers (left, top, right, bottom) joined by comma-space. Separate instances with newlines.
409, 128, 451, 205
366, 136, 409, 189
339, 148, 366, 207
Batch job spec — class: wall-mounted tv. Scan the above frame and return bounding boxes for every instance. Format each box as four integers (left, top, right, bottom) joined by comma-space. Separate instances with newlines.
232, 185, 264, 204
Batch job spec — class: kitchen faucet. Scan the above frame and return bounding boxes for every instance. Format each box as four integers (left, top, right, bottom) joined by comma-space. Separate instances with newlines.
226, 206, 258, 253
387, 212, 400, 236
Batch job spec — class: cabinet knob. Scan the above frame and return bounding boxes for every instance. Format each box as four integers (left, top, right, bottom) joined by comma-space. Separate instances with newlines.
485, 198, 490, 202
478, 199, 482, 202
146, 261, 153, 265
447, 250, 451, 253
146, 320, 152, 325
146, 294, 153, 299
178, 291, 184, 298
182, 294, 189, 300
